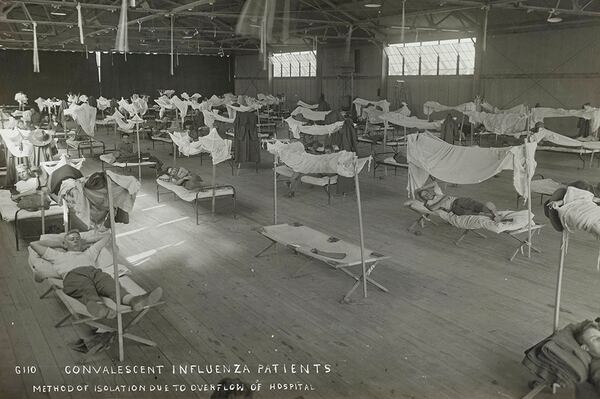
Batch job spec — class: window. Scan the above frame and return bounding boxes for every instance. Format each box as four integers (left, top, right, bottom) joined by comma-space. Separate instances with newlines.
385, 37, 476, 76
271, 50, 316, 77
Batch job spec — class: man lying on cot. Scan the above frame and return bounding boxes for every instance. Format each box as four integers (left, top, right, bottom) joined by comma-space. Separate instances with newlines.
104, 132, 163, 168
30, 229, 163, 319
575, 321, 600, 397
415, 182, 505, 221
158, 166, 204, 191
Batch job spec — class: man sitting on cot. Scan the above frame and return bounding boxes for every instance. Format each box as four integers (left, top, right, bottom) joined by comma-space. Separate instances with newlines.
416, 182, 504, 221
30, 229, 162, 319
105, 133, 163, 168
158, 166, 204, 191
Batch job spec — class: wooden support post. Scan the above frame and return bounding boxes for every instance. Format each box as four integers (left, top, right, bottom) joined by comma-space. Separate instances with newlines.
554, 230, 568, 333
354, 156, 367, 299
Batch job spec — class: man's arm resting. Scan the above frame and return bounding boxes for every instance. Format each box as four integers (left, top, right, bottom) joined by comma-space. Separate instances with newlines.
30, 240, 62, 256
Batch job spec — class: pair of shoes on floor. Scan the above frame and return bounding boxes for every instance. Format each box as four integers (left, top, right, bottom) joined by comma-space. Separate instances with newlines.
129, 287, 163, 311
86, 301, 117, 319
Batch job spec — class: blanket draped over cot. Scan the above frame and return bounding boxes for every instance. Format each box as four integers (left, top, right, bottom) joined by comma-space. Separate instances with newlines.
0, 128, 34, 158
290, 106, 331, 121
352, 98, 390, 116
63, 103, 97, 137
557, 187, 600, 240
440, 209, 533, 234
169, 128, 232, 164
226, 104, 261, 120
464, 111, 528, 135
532, 107, 600, 134
406, 132, 537, 199
284, 117, 344, 139
118, 97, 148, 117
423, 101, 477, 116
202, 110, 235, 128
379, 113, 442, 130
267, 141, 370, 177
297, 100, 317, 109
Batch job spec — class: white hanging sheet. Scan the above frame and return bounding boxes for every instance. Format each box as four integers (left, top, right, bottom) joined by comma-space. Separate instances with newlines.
353, 98, 390, 117
290, 106, 331, 121
202, 110, 235, 128
267, 140, 370, 177
531, 107, 600, 133
297, 100, 318, 109
380, 113, 442, 130
423, 101, 476, 116
465, 111, 527, 135
169, 128, 232, 165
406, 132, 536, 200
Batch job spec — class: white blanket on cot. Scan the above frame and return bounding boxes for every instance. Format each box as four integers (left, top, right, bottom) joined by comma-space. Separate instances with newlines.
285, 117, 343, 139
531, 128, 600, 151
290, 106, 330, 121
423, 101, 476, 116
64, 103, 97, 137
439, 209, 533, 234
379, 113, 442, 130
157, 179, 233, 202
481, 102, 527, 115
558, 187, 600, 239
169, 129, 231, 164
97, 96, 111, 111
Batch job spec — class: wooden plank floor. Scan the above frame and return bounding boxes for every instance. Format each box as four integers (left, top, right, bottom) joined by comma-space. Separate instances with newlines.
2, 129, 599, 398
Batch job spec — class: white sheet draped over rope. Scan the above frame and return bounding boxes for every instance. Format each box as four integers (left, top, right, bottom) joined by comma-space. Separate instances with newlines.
63, 103, 97, 137
97, 97, 111, 111
107, 110, 135, 131
407, 132, 537, 200
481, 102, 527, 115
170, 95, 189, 121
0, 129, 34, 157
284, 117, 343, 139
379, 113, 442, 130
464, 111, 528, 135
267, 141, 371, 177
531, 128, 600, 150
297, 100, 317, 109
423, 101, 477, 116
531, 107, 600, 134
353, 98, 390, 117
226, 103, 261, 120
169, 128, 232, 165
202, 110, 235, 128
290, 106, 331, 121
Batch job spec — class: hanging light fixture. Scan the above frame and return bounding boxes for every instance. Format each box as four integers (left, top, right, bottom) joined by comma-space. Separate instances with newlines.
547, 0, 563, 22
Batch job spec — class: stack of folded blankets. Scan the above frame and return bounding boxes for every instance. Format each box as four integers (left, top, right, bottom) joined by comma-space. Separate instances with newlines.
522, 322, 591, 387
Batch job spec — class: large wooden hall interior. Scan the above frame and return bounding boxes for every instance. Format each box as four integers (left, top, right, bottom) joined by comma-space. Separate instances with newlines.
1, 0, 600, 398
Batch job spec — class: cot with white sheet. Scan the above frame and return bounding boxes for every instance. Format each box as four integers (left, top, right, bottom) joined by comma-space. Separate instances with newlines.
256, 223, 389, 302
0, 189, 64, 250
536, 145, 600, 169
155, 178, 236, 224
99, 153, 157, 178
404, 200, 543, 261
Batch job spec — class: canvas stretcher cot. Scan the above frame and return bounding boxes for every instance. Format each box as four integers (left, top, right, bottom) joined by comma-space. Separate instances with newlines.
274, 165, 337, 204
373, 156, 408, 177
405, 200, 544, 261
100, 153, 157, 177
66, 137, 105, 158
0, 189, 64, 250
28, 248, 163, 351
256, 223, 389, 302
156, 178, 236, 224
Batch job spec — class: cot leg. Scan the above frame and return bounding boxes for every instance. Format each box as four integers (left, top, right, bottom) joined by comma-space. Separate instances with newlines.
195, 200, 199, 225
521, 382, 547, 399
232, 194, 237, 219
14, 214, 19, 251
55, 314, 72, 328
255, 241, 276, 258
474, 231, 487, 239
326, 185, 331, 205
455, 230, 469, 245
40, 287, 54, 299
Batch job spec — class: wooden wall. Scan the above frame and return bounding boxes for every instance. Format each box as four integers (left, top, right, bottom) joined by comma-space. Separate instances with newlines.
0, 50, 234, 103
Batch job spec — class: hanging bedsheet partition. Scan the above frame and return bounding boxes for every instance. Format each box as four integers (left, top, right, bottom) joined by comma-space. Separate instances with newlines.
532, 107, 600, 136
379, 113, 442, 131
406, 132, 536, 198
423, 101, 477, 116
353, 98, 390, 117
290, 106, 331, 122
63, 103, 97, 137
464, 111, 528, 135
